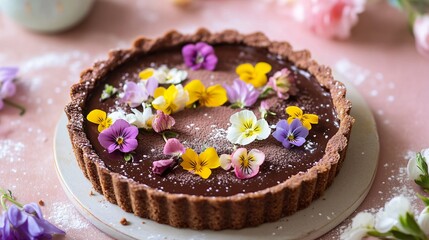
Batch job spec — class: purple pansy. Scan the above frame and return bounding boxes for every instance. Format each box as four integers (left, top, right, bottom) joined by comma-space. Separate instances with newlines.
98, 119, 139, 153
272, 118, 309, 149
182, 42, 218, 71
223, 79, 260, 108
152, 159, 176, 175
120, 78, 158, 107
0, 67, 18, 110
0, 203, 65, 239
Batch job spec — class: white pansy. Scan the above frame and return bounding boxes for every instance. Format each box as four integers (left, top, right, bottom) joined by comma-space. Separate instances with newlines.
128, 105, 155, 130
407, 148, 429, 180
172, 84, 189, 112
226, 110, 270, 145
375, 196, 411, 233
418, 206, 429, 235
108, 110, 134, 124
154, 65, 188, 84
340, 212, 375, 240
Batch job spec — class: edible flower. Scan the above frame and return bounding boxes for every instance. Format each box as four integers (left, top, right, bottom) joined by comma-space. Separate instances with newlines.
152, 138, 186, 175
87, 109, 112, 132
286, 106, 319, 130
0, 67, 25, 115
340, 212, 375, 240
129, 105, 155, 130
272, 118, 309, 149
267, 68, 298, 99
100, 84, 118, 101
138, 68, 155, 80
180, 147, 220, 179
259, 100, 275, 119
226, 110, 270, 145
184, 79, 227, 107
152, 159, 176, 175
231, 148, 265, 179
98, 119, 138, 153
235, 62, 272, 88
220, 154, 232, 170
152, 110, 176, 133
120, 78, 158, 107
407, 149, 429, 191
152, 84, 189, 114
182, 42, 218, 71
0, 188, 65, 239
223, 79, 260, 108
154, 66, 188, 85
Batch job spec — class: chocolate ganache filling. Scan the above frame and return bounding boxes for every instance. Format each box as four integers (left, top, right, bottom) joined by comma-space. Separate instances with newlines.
83, 44, 339, 197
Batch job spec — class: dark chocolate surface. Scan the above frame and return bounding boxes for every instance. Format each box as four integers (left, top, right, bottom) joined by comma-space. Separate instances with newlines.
83, 45, 339, 197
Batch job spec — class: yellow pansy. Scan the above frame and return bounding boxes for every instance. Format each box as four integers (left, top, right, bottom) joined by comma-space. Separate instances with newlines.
152, 84, 189, 115
236, 62, 272, 88
286, 106, 319, 130
87, 109, 112, 132
180, 147, 220, 179
138, 68, 155, 80
184, 79, 227, 107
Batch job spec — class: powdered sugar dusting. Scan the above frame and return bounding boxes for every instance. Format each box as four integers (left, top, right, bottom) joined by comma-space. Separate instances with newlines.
0, 140, 25, 163
48, 202, 90, 230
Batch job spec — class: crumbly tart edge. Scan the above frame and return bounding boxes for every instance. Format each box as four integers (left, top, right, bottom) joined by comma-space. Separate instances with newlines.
64, 28, 354, 230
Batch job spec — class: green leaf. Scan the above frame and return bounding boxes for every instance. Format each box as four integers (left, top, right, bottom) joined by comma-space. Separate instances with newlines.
415, 175, 429, 190
163, 131, 179, 140
416, 152, 429, 176
100, 84, 118, 101
399, 212, 427, 240
367, 230, 392, 238
124, 153, 133, 162
417, 193, 429, 207
391, 230, 419, 240
258, 87, 273, 99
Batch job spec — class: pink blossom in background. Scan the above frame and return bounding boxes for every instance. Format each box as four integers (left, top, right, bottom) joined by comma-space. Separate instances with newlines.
294, 0, 366, 39
413, 15, 429, 58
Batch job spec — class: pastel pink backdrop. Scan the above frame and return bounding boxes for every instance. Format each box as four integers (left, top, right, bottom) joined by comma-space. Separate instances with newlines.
0, 0, 428, 239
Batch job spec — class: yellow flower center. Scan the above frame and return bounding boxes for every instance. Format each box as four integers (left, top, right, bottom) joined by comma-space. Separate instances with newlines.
196, 53, 204, 64
116, 137, 124, 145
288, 134, 295, 141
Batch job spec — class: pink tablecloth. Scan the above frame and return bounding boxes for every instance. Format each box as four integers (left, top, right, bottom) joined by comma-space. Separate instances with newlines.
1, 0, 428, 239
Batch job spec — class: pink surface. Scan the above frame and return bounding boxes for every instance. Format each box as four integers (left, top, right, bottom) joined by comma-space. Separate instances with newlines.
1, 0, 428, 239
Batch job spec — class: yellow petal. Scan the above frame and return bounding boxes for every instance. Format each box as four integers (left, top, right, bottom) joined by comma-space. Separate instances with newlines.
139, 68, 154, 80
154, 87, 166, 98
197, 167, 212, 179
165, 84, 179, 103
286, 106, 303, 122
303, 114, 319, 124
181, 148, 199, 171
301, 120, 312, 130
184, 79, 205, 105
203, 85, 227, 107
251, 74, 268, 88
199, 147, 220, 169
236, 63, 254, 75
97, 118, 111, 132
255, 62, 272, 74
87, 109, 107, 125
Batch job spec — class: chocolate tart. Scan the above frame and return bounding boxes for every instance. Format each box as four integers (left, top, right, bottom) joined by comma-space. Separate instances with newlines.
65, 29, 354, 230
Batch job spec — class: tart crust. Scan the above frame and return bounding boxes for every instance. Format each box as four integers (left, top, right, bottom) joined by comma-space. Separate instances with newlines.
65, 29, 354, 230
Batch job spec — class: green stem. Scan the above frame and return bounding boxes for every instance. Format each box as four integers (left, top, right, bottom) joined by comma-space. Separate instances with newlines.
162, 133, 168, 143
0, 188, 24, 211
4, 99, 26, 116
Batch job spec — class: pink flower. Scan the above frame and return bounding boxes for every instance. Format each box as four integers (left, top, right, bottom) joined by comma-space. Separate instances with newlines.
231, 148, 265, 179
267, 68, 297, 100
163, 138, 185, 156
152, 110, 175, 133
152, 159, 176, 175
295, 0, 365, 39
414, 15, 429, 59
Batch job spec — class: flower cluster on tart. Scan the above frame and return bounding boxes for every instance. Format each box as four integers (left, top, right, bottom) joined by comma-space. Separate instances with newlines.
65, 29, 354, 230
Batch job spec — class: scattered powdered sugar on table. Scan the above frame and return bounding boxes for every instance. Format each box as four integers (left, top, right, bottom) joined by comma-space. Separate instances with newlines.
48, 202, 90, 230
20, 51, 90, 74
0, 140, 25, 163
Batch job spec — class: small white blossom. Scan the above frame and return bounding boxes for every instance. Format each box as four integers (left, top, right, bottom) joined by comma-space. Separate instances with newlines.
341, 212, 375, 240
375, 196, 411, 233
418, 206, 429, 235
226, 110, 270, 145
407, 148, 429, 181
128, 105, 155, 130
154, 65, 188, 85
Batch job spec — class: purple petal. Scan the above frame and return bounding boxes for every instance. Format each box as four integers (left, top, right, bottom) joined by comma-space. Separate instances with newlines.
292, 126, 309, 139
98, 129, 116, 151
0, 80, 16, 98
0, 100, 4, 110
113, 119, 131, 132
203, 54, 218, 71
182, 45, 197, 67
122, 125, 139, 140
23, 203, 43, 219
25, 216, 45, 237
152, 159, 175, 175
7, 205, 26, 227
196, 42, 214, 56
163, 138, 185, 156
292, 137, 306, 147
0, 67, 19, 82
290, 118, 303, 130
145, 77, 158, 96
276, 120, 289, 132
107, 143, 119, 153
244, 89, 259, 107
121, 139, 138, 153
272, 128, 287, 143
282, 139, 292, 149
224, 84, 238, 103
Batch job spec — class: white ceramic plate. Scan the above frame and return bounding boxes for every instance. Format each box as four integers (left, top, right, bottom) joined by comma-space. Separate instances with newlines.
54, 79, 379, 240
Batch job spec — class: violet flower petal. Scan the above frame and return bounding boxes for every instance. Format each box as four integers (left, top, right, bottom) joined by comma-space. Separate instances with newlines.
145, 77, 158, 96
290, 118, 302, 130
152, 158, 175, 175
282, 139, 292, 149
292, 126, 309, 139
0, 80, 16, 98
26, 216, 45, 237
122, 125, 139, 140
0, 67, 19, 82
121, 138, 138, 153
7, 205, 26, 227
203, 54, 218, 71
23, 203, 43, 219
196, 43, 214, 55
292, 137, 306, 147
272, 129, 287, 143
107, 143, 119, 153
276, 119, 289, 131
